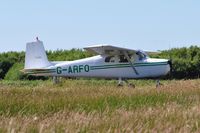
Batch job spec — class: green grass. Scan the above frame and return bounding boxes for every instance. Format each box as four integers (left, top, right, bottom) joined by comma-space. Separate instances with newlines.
0, 79, 200, 132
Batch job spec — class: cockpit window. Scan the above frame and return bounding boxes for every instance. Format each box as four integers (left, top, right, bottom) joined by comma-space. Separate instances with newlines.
119, 55, 128, 62
136, 51, 147, 60
105, 55, 128, 63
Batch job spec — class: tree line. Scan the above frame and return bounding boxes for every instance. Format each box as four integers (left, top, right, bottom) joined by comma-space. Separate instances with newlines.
0, 46, 200, 80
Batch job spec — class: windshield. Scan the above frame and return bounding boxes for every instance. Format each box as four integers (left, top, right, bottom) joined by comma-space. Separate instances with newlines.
136, 50, 148, 60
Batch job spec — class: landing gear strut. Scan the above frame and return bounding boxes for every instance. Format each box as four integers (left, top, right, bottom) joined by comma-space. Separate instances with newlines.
156, 79, 163, 88
118, 77, 123, 86
53, 76, 60, 84
118, 78, 135, 88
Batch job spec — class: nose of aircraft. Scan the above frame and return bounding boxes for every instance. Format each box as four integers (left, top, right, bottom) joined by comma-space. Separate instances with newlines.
167, 60, 172, 73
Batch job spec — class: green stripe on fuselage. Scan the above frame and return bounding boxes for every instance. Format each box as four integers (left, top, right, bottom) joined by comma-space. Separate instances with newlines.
91, 62, 167, 68
90, 62, 168, 70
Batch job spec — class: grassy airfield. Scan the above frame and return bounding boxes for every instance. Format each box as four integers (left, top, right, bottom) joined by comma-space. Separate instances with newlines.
0, 79, 200, 132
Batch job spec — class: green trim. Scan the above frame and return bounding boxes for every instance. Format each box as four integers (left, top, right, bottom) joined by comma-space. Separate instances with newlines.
90, 62, 168, 70
26, 71, 56, 74
63, 69, 68, 71
27, 69, 55, 71
27, 69, 55, 72
91, 62, 167, 68
26, 72, 55, 75
31, 70, 56, 72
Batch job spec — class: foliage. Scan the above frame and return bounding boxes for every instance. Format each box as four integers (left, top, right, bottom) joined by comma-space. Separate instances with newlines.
0, 51, 25, 79
0, 51, 25, 63
0, 61, 13, 79
47, 48, 93, 61
4, 63, 26, 80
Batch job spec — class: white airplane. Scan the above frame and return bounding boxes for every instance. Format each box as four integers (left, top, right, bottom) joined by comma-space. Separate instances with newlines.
23, 38, 171, 86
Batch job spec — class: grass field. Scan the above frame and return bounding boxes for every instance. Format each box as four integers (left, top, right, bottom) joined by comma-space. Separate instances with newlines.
0, 79, 200, 132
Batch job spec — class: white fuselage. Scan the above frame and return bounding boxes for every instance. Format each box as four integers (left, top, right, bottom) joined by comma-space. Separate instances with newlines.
33, 55, 170, 79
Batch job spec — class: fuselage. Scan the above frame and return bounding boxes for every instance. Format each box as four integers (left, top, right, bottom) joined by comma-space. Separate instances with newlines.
30, 55, 170, 79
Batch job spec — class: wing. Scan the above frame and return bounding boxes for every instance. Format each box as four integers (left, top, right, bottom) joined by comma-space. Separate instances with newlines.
84, 44, 137, 55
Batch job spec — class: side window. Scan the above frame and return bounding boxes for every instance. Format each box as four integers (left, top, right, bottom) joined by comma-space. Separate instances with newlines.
105, 56, 120, 63
110, 56, 116, 62
105, 55, 130, 63
119, 55, 128, 63
105, 56, 113, 62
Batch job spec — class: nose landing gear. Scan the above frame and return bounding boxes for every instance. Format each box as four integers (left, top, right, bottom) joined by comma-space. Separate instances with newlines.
156, 79, 163, 88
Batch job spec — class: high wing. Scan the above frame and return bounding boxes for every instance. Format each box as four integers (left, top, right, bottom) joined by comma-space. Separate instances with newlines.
84, 45, 137, 56
84, 45, 139, 75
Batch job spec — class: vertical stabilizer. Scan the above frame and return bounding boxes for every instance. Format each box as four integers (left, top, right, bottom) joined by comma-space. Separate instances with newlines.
25, 39, 51, 69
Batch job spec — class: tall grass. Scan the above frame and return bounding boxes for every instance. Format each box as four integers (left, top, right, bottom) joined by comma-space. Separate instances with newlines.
0, 79, 200, 132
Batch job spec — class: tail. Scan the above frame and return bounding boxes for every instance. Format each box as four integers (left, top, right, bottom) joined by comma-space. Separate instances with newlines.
24, 39, 51, 69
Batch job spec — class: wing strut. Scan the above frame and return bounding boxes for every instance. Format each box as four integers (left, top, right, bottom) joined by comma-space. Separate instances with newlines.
123, 51, 139, 75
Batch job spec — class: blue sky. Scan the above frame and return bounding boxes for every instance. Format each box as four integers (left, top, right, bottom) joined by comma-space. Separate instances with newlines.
0, 0, 200, 52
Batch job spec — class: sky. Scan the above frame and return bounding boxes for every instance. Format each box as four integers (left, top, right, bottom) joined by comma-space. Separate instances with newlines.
0, 0, 200, 52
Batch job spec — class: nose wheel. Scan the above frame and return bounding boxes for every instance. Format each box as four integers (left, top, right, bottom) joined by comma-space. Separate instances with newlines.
156, 79, 163, 88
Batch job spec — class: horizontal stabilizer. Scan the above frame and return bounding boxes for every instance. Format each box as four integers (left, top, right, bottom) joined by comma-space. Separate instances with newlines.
21, 68, 56, 75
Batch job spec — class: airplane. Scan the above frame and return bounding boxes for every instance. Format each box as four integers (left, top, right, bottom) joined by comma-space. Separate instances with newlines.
22, 38, 171, 86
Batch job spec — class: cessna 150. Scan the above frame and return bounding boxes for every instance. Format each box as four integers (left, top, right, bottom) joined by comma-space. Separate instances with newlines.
23, 38, 171, 86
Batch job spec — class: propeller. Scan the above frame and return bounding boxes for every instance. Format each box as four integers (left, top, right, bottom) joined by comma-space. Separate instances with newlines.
167, 48, 173, 78
168, 59, 173, 74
